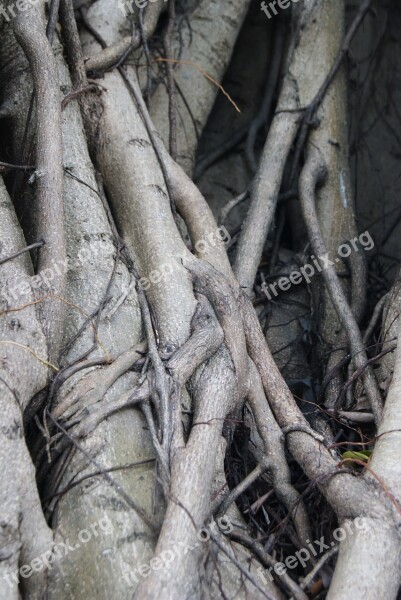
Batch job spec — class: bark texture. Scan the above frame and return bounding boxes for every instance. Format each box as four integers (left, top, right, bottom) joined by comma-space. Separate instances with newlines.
0, 1, 400, 599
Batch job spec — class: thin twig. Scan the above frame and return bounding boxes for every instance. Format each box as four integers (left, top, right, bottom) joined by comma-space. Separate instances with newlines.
0, 240, 45, 266
229, 528, 309, 600
164, 0, 177, 159
297, 546, 338, 595
0, 161, 34, 173
155, 58, 241, 113
208, 532, 277, 600
0, 340, 58, 372
214, 461, 271, 517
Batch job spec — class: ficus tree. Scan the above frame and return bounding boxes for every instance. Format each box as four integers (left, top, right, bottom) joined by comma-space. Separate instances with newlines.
0, 0, 400, 599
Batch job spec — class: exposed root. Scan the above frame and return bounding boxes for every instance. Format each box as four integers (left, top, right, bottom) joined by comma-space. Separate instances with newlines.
299, 146, 383, 425
14, 3, 66, 359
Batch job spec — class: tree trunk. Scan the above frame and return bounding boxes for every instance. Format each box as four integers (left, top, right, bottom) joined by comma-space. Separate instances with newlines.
0, 1, 400, 599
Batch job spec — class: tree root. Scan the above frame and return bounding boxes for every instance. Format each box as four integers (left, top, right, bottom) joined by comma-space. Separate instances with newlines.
299, 146, 383, 425
14, 3, 66, 359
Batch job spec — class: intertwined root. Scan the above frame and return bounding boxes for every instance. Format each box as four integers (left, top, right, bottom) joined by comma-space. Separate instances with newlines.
1, 1, 400, 598
40, 259, 325, 598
